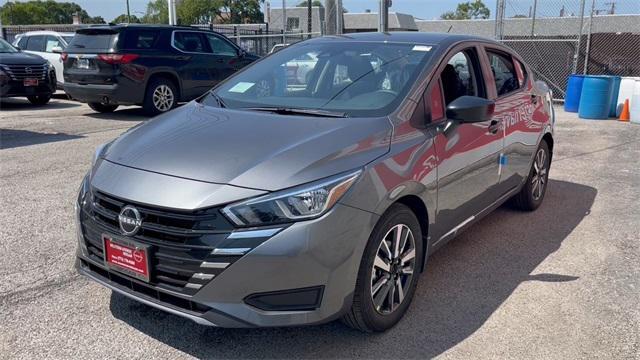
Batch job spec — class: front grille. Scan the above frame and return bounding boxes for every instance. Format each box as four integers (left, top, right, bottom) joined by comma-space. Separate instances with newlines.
80, 189, 242, 296
1, 64, 48, 80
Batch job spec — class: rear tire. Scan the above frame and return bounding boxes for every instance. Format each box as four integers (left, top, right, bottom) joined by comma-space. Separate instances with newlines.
88, 102, 119, 113
143, 77, 177, 116
511, 140, 551, 211
27, 94, 51, 105
342, 203, 423, 332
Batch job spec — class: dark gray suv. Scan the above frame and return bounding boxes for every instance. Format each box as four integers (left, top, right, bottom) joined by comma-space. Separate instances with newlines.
75, 32, 554, 332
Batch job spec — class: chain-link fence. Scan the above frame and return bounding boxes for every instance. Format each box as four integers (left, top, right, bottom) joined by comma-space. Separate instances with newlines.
496, 0, 640, 99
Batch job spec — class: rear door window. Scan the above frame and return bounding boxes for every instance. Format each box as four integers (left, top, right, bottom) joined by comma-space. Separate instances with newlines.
173, 31, 207, 53
45, 36, 63, 52
487, 50, 520, 96
26, 35, 45, 52
205, 34, 237, 56
122, 30, 160, 50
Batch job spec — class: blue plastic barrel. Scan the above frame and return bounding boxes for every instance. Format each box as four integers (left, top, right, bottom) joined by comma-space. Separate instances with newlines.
565, 74, 585, 112
609, 76, 621, 117
578, 76, 614, 119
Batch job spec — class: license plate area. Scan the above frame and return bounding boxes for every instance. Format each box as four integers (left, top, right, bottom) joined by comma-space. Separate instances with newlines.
75, 58, 91, 69
23, 78, 38, 86
103, 234, 151, 282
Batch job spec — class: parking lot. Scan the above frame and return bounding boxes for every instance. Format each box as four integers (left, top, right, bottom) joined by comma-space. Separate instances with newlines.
1, 96, 639, 359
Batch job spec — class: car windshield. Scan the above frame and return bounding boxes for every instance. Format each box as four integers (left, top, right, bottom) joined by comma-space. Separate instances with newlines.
204, 41, 435, 117
63, 36, 75, 45
0, 38, 18, 53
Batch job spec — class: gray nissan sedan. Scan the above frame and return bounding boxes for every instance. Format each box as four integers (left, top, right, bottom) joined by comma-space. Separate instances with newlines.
75, 32, 554, 332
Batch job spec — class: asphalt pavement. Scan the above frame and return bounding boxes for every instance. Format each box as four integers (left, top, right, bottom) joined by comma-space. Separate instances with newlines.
1, 97, 638, 359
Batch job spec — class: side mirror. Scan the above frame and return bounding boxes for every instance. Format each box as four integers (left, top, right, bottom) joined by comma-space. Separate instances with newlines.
446, 96, 495, 123
51, 46, 63, 53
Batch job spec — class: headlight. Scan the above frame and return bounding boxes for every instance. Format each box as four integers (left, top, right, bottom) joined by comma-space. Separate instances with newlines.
222, 170, 362, 227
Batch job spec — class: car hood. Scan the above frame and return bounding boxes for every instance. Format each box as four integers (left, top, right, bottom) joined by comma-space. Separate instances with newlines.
104, 102, 392, 191
0, 51, 47, 65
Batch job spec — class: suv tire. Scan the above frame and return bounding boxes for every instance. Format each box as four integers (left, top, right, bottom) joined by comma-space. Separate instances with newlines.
511, 140, 551, 211
143, 77, 177, 116
88, 102, 119, 113
27, 95, 51, 105
343, 203, 423, 332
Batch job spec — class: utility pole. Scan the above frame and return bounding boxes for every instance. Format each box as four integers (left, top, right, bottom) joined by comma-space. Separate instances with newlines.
378, 0, 389, 32
282, 0, 287, 32
307, 0, 312, 37
168, 0, 177, 25
583, 0, 595, 74
325, 0, 336, 35
530, 0, 537, 36
126, 0, 131, 23
572, 0, 586, 74
336, 0, 343, 34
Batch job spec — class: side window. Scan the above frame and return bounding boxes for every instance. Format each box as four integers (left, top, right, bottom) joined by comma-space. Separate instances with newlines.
487, 51, 519, 96
45, 36, 62, 52
17, 36, 28, 49
440, 49, 482, 105
26, 35, 45, 52
205, 34, 237, 56
123, 30, 159, 49
173, 32, 206, 53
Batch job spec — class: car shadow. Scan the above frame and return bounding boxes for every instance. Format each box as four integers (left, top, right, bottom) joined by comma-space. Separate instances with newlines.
109, 179, 596, 359
83, 107, 151, 121
0, 98, 80, 111
0, 129, 83, 150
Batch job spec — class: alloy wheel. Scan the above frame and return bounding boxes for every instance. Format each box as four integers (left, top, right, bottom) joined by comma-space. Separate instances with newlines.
370, 224, 416, 315
531, 148, 547, 201
152, 85, 174, 112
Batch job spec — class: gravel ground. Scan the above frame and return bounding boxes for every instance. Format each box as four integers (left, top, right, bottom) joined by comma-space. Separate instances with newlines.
1, 97, 639, 359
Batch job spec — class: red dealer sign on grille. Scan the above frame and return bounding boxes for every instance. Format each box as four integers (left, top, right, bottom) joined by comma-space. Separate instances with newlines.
103, 234, 151, 282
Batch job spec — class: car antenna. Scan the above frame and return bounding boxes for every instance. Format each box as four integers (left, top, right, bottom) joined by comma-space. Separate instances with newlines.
447, 25, 453, 33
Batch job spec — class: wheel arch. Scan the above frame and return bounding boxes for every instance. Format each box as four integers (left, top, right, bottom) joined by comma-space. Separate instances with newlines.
145, 71, 182, 101
542, 132, 554, 163
393, 194, 431, 272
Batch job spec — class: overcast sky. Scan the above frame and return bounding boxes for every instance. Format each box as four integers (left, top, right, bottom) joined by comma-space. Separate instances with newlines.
1, 0, 638, 23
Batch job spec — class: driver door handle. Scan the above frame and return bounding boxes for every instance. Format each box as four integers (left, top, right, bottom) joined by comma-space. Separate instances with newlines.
488, 120, 500, 134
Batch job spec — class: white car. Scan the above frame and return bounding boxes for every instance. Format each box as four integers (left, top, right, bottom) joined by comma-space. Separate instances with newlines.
13, 31, 75, 88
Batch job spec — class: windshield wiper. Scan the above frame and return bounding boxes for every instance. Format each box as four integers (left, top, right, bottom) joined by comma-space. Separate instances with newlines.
244, 107, 347, 118
207, 91, 227, 108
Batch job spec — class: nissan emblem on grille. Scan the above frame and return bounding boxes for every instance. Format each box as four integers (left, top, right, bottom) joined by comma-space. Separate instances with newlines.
118, 205, 142, 236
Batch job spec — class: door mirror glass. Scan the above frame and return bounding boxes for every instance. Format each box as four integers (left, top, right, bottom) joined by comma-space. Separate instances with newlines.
446, 96, 495, 123
51, 46, 63, 53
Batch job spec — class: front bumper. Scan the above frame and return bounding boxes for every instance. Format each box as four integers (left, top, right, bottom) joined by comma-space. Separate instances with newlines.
1, 79, 55, 98
76, 199, 378, 327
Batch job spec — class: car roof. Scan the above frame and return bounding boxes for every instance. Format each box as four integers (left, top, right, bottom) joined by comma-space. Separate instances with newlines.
16, 30, 75, 37
310, 31, 497, 47
87, 24, 215, 32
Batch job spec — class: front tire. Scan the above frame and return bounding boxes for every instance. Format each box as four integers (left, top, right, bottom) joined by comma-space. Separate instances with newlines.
88, 102, 119, 113
343, 203, 423, 332
143, 77, 177, 116
511, 140, 551, 211
27, 94, 51, 105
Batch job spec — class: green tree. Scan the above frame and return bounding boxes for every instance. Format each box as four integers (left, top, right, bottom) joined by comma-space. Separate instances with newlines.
112, 14, 141, 24
297, 0, 323, 7
440, 0, 490, 20
141, 0, 168, 24
177, 0, 224, 25
219, 0, 264, 24
0, 0, 105, 25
